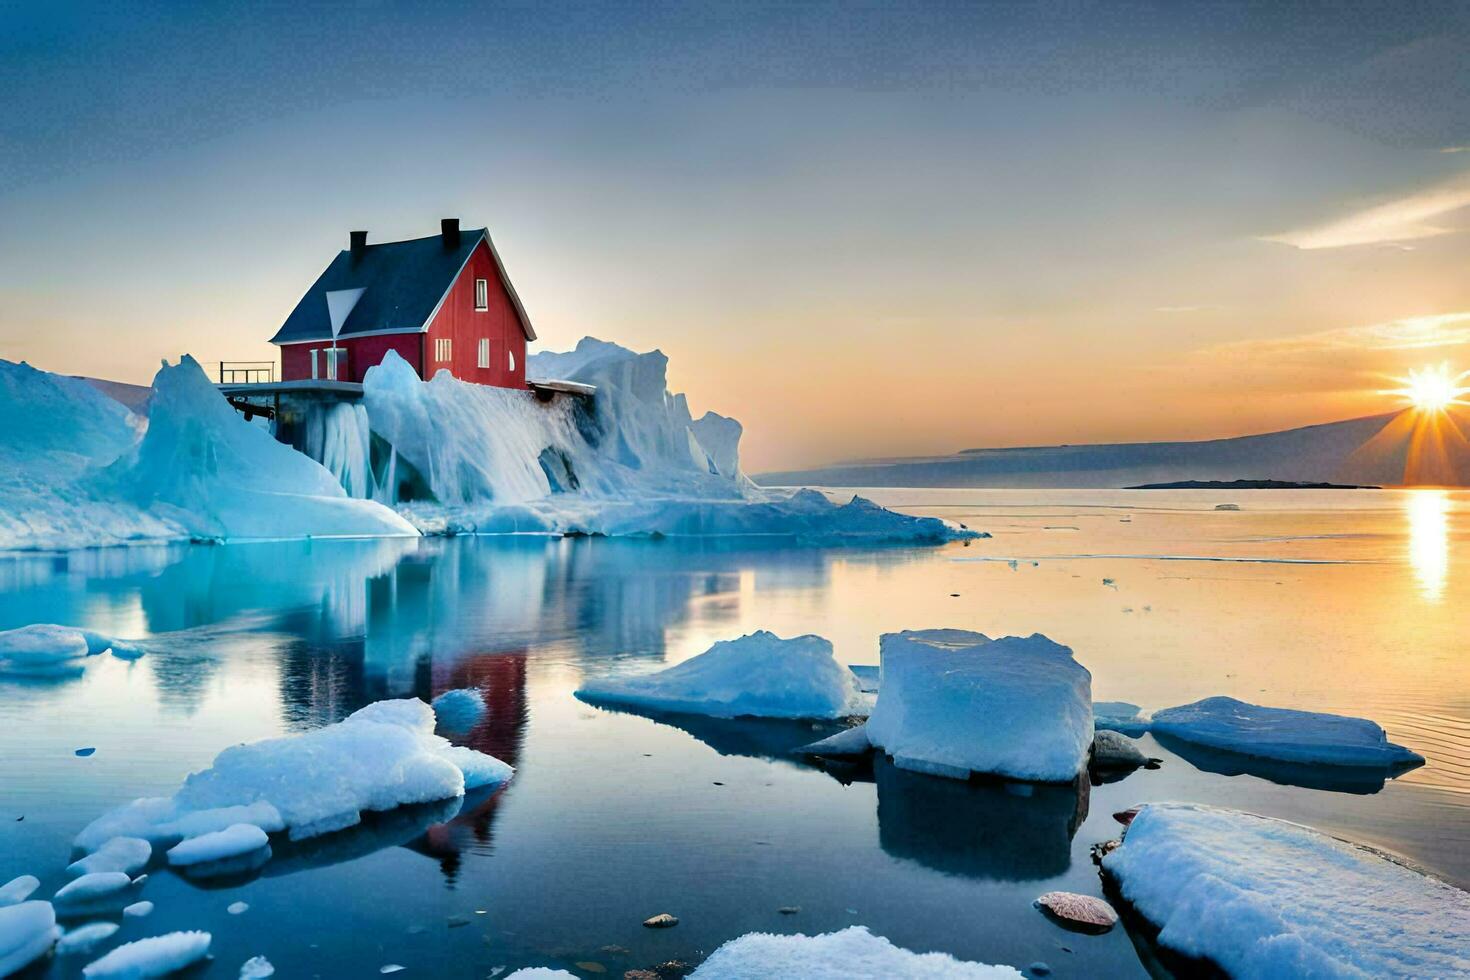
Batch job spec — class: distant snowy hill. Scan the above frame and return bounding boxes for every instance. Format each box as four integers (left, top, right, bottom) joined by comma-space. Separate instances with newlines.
756, 411, 1470, 489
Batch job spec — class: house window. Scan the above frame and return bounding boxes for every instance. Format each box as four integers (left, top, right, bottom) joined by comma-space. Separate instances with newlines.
435, 338, 453, 363
507, 349, 516, 372
477, 338, 490, 369
474, 278, 488, 311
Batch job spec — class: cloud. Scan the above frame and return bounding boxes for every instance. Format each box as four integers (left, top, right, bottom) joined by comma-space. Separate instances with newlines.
1264, 171, 1470, 249
1205, 312, 1470, 360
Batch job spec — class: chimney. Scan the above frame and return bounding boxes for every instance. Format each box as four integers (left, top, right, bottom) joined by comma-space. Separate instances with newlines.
440, 217, 461, 248
349, 230, 367, 260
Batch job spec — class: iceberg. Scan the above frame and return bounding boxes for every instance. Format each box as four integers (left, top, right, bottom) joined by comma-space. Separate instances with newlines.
0, 901, 58, 976
578, 631, 865, 720
865, 630, 1093, 782
75, 699, 512, 863
1102, 803, 1470, 978
1149, 696, 1423, 768
688, 926, 1023, 978
81, 931, 212, 979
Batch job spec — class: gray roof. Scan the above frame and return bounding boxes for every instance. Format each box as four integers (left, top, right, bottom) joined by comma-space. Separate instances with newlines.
269, 228, 535, 345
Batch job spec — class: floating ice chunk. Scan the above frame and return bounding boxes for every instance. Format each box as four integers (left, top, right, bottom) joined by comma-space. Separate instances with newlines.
239, 954, 275, 979
0, 624, 93, 677
0, 901, 59, 976
81, 930, 212, 979
431, 688, 487, 733
68, 837, 152, 877
1150, 696, 1423, 768
1092, 702, 1151, 737
796, 723, 872, 758
865, 630, 1093, 782
227, 902, 248, 915
54, 872, 134, 911
57, 921, 120, 955
77, 699, 511, 862
0, 875, 40, 907
688, 925, 1023, 978
1103, 803, 1470, 977
578, 631, 864, 720
167, 824, 270, 867
504, 971, 575, 979
123, 902, 153, 918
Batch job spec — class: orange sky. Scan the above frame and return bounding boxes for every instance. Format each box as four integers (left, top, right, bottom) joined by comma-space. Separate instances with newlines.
1, 5, 1467, 472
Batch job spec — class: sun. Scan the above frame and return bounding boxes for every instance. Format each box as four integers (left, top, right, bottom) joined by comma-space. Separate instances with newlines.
1391, 363, 1469, 413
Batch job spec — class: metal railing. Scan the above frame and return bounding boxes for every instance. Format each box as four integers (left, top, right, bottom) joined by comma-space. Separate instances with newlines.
219, 361, 275, 384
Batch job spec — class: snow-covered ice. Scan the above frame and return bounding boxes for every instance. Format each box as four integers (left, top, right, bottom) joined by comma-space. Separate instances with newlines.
81, 931, 212, 979
432, 688, 487, 732
68, 836, 152, 877
797, 723, 873, 758
1103, 803, 1470, 978
0, 624, 144, 680
56, 921, 120, 956
76, 699, 512, 860
0, 901, 58, 976
166, 823, 270, 867
865, 630, 1093, 782
0, 875, 40, 907
1149, 696, 1423, 768
578, 631, 865, 720
688, 926, 1023, 978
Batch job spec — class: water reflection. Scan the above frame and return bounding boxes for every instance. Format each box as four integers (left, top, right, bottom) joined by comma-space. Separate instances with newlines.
1406, 489, 1449, 601
874, 758, 1088, 881
1150, 733, 1422, 795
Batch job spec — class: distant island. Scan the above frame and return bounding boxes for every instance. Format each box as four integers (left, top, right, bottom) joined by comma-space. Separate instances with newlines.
1125, 479, 1380, 490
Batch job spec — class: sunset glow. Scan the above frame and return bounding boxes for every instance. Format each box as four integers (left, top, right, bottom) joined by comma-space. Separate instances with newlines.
1391, 364, 1470, 414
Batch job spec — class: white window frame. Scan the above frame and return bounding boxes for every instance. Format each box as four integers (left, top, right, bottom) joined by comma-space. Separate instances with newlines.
507, 348, 516, 372
477, 338, 490, 369
435, 338, 453, 363
474, 278, 488, 311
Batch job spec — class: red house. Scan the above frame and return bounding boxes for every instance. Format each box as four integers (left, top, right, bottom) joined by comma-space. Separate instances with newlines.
269, 219, 535, 387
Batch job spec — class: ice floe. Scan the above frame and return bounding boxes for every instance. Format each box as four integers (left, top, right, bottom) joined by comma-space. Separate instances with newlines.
75, 699, 512, 864
67, 836, 152, 877
688, 925, 1023, 978
796, 722, 872, 758
1092, 701, 1151, 737
865, 630, 1092, 782
578, 631, 865, 720
1103, 803, 1470, 977
239, 954, 275, 978
122, 901, 153, 918
53, 872, 136, 913
0, 875, 40, 907
0, 901, 59, 976
0, 624, 144, 680
1149, 696, 1422, 768
81, 930, 212, 979
56, 921, 120, 956
166, 823, 271, 867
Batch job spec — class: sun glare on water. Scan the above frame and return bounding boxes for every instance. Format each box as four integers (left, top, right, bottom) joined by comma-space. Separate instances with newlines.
1392, 363, 1469, 413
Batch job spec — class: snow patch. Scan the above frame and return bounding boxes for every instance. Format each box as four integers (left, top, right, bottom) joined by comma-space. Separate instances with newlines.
578, 631, 864, 720
865, 630, 1093, 782
688, 925, 1023, 978
1103, 803, 1470, 977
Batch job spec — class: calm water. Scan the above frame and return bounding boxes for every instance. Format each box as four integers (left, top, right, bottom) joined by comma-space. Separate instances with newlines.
2, 488, 1467, 978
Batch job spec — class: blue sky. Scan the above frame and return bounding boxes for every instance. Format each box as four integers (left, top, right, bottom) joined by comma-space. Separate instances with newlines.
2, 1, 1467, 468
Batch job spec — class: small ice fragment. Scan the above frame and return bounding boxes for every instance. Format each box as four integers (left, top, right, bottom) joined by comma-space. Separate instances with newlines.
0, 875, 40, 907
57, 921, 120, 955
0, 901, 59, 976
81, 930, 212, 979
795, 724, 871, 758
123, 901, 153, 918
166, 824, 270, 867
239, 954, 275, 979
688, 926, 1023, 977
227, 901, 249, 915
380, 965, 406, 974
68, 837, 152, 877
